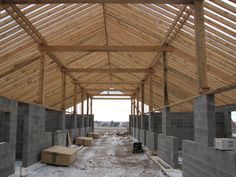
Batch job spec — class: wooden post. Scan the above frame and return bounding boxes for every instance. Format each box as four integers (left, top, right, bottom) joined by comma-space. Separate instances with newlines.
90, 97, 93, 115
194, 0, 209, 94
81, 88, 84, 115
87, 93, 89, 115
136, 88, 140, 115
133, 94, 136, 115
149, 72, 153, 112
163, 51, 169, 106
130, 98, 133, 115
141, 82, 145, 116
61, 71, 66, 110
38, 48, 46, 104
73, 84, 77, 114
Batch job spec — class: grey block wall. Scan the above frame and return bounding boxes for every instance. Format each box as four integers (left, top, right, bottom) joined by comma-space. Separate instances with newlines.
183, 140, 236, 177
194, 94, 216, 147
53, 130, 67, 146
77, 115, 84, 128
69, 129, 79, 143
146, 131, 158, 152
140, 129, 146, 145
0, 97, 17, 177
45, 109, 65, 132
17, 102, 52, 167
158, 134, 179, 169
66, 114, 77, 129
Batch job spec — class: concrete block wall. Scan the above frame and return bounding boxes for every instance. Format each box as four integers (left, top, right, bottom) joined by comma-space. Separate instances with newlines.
140, 129, 147, 145
158, 134, 179, 169
17, 102, 52, 167
65, 114, 77, 129
146, 131, 158, 152
0, 97, 17, 177
183, 140, 236, 177
53, 130, 67, 146
77, 115, 85, 136
83, 115, 90, 136
45, 109, 65, 132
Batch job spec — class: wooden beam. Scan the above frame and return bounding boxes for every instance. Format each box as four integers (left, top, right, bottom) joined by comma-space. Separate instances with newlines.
90, 97, 93, 115
86, 88, 136, 92
163, 51, 169, 106
141, 83, 144, 115
93, 97, 131, 100
73, 84, 77, 114
65, 68, 153, 73
73, 81, 143, 84
136, 88, 140, 115
194, 0, 209, 94
38, 49, 46, 105
81, 88, 84, 115
1, 0, 194, 4
61, 71, 66, 110
86, 93, 89, 115
92, 94, 132, 96
133, 94, 136, 115
149, 72, 153, 111
44, 45, 174, 52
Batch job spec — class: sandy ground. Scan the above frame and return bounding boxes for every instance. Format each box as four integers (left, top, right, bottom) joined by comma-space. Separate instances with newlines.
23, 136, 166, 177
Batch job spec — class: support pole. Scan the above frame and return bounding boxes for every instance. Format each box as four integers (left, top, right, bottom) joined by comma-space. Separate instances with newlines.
194, 0, 209, 94
134, 94, 136, 115
149, 72, 153, 112
87, 93, 89, 115
141, 82, 145, 115
73, 84, 77, 114
90, 97, 93, 115
163, 51, 169, 106
61, 71, 66, 110
81, 88, 84, 115
38, 48, 46, 104
136, 88, 140, 115
131, 98, 133, 115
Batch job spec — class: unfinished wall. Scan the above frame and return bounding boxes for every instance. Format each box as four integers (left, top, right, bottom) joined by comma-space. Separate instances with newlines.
17, 102, 52, 167
183, 140, 236, 177
66, 114, 78, 143
158, 134, 179, 169
0, 97, 17, 177
77, 115, 85, 136
140, 115, 148, 145
182, 95, 236, 177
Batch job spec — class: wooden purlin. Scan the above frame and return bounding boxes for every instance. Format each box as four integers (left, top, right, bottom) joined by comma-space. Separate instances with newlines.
2, 5, 78, 84
1, 0, 194, 4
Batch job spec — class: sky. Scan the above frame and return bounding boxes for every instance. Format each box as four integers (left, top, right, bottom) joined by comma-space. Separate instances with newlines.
68, 100, 236, 122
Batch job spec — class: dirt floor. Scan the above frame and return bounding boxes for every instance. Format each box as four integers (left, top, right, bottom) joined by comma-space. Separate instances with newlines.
24, 135, 166, 177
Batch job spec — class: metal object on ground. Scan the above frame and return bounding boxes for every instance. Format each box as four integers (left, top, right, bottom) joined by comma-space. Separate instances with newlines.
132, 142, 144, 153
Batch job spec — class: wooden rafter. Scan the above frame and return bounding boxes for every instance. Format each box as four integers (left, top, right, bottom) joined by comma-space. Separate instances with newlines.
1, 0, 194, 4
44, 45, 173, 52
73, 81, 143, 84
65, 68, 153, 73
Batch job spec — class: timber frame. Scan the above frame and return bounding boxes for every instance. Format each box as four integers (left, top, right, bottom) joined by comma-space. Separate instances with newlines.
0, 0, 235, 112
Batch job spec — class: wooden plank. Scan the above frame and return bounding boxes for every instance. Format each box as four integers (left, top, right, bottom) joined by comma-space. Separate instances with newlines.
73, 84, 77, 114
65, 68, 153, 73
81, 88, 84, 115
136, 88, 139, 115
91, 94, 132, 96
92, 97, 132, 100
194, 0, 209, 94
2, 0, 194, 4
90, 97, 93, 115
61, 71, 66, 110
141, 82, 144, 115
73, 81, 143, 84
45, 45, 174, 52
86, 93, 89, 115
149, 72, 153, 111
38, 49, 46, 104
163, 51, 169, 106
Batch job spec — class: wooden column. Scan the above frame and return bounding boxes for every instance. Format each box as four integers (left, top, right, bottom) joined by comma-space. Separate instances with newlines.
87, 93, 89, 115
38, 48, 46, 104
81, 88, 84, 115
163, 51, 169, 106
133, 94, 136, 115
90, 97, 93, 115
141, 83, 145, 116
136, 88, 140, 115
61, 71, 66, 110
194, 0, 209, 94
149, 72, 153, 112
130, 98, 133, 115
73, 84, 77, 114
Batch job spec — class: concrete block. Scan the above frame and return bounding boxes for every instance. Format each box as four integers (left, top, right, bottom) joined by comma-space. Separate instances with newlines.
158, 134, 179, 168
53, 130, 67, 146
146, 131, 158, 152
140, 129, 147, 145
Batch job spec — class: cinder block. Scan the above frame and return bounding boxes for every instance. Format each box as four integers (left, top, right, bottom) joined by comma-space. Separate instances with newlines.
53, 130, 67, 146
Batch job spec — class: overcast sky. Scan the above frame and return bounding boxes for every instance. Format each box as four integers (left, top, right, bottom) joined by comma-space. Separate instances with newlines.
72, 100, 236, 122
